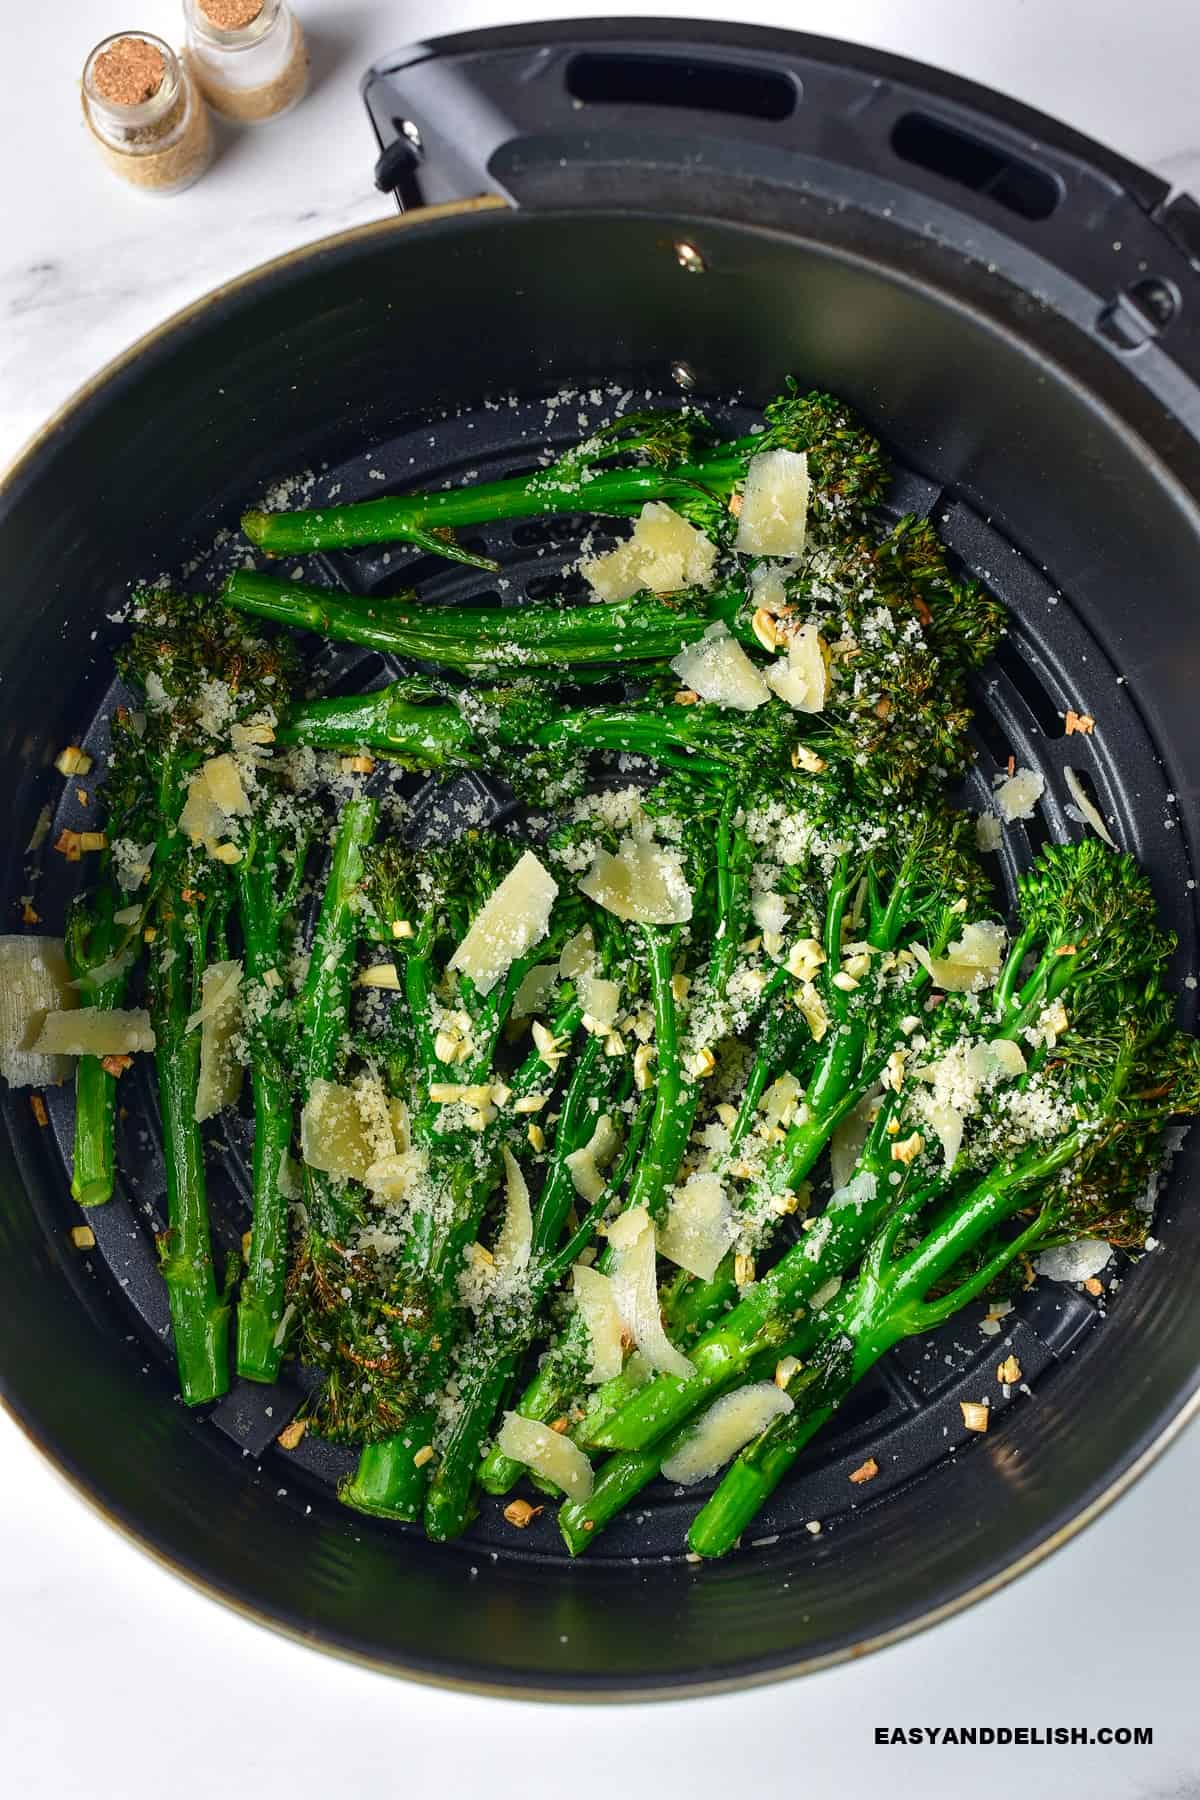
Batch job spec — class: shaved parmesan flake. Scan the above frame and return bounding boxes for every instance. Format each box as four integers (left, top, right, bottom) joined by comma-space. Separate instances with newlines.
572, 1263, 624, 1383
988, 1038, 1028, 1078
579, 836, 692, 925
669, 624, 770, 712
581, 502, 717, 600
923, 1096, 964, 1168
993, 766, 1044, 822
1064, 767, 1118, 848
1035, 1238, 1112, 1283
511, 962, 557, 1019
31, 1008, 155, 1058
976, 812, 1003, 853
913, 920, 1006, 992
565, 1113, 621, 1203
496, 1412, 594, 1501
658, 1172, 737, 1281
608, 1205, 694, 1378
830, 1089, 881, 1191
192, 961, 243, 1122
0, 936, 76, 1087
734, 449, 810, 557
448, 851, 558, 997
300, 1079, 385, 1182
579, 972, 621, 1030
662, 1383, 793, 1485
495, 1147, 533, 1275
558, 927, 595, 980
178, 774, 226, 848
766, 622, 828, 713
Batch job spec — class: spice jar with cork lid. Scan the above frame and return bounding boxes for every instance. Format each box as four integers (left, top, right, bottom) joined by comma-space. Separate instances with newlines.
82, 32, 213, 195
183, 0, 308, 124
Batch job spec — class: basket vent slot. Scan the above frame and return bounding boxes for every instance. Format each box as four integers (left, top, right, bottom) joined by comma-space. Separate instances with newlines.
566, 51, 797, 122
890, 112, 1061, 221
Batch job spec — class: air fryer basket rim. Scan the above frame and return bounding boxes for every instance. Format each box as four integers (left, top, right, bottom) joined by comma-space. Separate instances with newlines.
3, 39, 1200, 1694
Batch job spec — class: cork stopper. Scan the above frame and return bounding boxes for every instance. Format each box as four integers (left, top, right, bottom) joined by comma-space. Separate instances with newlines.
91, 36, 166, 106
199, 0, 264, 26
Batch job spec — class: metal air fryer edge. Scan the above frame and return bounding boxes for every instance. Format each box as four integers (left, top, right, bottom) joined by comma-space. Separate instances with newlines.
3, 18, 1200, 1698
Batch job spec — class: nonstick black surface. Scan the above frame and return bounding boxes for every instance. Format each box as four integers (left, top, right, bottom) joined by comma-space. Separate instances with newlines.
3, 178, 1200, 1691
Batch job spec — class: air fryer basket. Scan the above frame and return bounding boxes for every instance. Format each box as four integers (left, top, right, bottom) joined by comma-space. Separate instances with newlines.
2, 22, 1200, 1695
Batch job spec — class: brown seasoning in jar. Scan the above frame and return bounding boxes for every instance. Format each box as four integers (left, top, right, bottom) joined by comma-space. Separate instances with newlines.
82, 33, 212, 194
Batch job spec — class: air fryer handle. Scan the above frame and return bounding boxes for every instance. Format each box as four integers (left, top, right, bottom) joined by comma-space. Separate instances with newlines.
363, 21, 1199, 341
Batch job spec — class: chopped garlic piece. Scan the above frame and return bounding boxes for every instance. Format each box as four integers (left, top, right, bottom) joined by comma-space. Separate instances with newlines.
581, 502, 717, 600
734, 448, 810, 557
669, 624, 770, 712
796, 980, 829, 1041
662, 1383, 794, 1484
447, 851, 558, 997
359, 963, 401, 990
496, 1412, 594, 1501
202, 753, 251, 818
579, 835, 693, 925
766, 622, 828, 713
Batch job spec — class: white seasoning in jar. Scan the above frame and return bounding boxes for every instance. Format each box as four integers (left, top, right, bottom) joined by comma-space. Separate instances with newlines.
82, 33, 213, 195
183, 0, 309, 124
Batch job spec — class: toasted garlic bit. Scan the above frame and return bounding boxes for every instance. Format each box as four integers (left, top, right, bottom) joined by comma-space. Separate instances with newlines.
786, 937, 826, 981
849, 1457, 879, 1484
21, 902, 40, 925
55, 746, 93, 777
673, 688, 700, 706
791, 744, 827, 774
715, 1102, 739, 1129
774, 1355, 800, 1389
881, 1049, 907, 1092
960, 1401, 989, 1433
392, 918, 414, 940
734, 1252, 756, 1287
841, 952, 872, 981
752, 607, 780, 651
277, 1418, 308, 1451
53, 830, 82, 861
890, 1131, 924, 1165
526, 1122, 546, 1152
831, 970, 859, 993
211, 841, 241, 865
339, 754, 376, 773
434, 1028, 470, 1065
634, 1043, 657, 1090
690, 1046, 717, 1079
100, 1053, 133, 1078
513, 1093, 548, 1114
412, 1444, 436, 1468
359, 963, 401, 990
30, 1094, 48, 1127
603, 1029, 626, 1057
241, 1229, 253, 1258
532, 1020, 565, 1066
70, 1225, 96, 1250
1083, 1276, 1104, 1297
670, 972, 691, 1002
1064, 709, 1095, 736
503, 1498, 543, 1528
997, 1354, 1022, 1385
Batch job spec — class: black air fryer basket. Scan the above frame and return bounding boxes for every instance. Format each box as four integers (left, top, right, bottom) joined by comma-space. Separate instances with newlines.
2, 21, 1200, 1696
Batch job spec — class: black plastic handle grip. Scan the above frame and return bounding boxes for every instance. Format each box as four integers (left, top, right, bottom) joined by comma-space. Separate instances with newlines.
362, 19, 1199, 362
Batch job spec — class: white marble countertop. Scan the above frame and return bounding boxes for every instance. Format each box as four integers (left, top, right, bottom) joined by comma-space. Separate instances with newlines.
3, 3, 1199, 1796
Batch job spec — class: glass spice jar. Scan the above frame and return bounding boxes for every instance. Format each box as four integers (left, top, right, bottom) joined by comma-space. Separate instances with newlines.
82, 32, 213, 195
183, 0, 308, 124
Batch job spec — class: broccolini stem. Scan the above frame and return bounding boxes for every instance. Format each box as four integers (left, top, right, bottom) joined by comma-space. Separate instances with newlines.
65, 884, 129, 1208
224, 570, 731, 674
147, 899, 230, 1407
338, 1417, 435, 1521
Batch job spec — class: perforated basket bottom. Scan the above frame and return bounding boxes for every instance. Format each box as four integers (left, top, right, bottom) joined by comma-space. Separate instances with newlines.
26, 386, 1196, 1564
